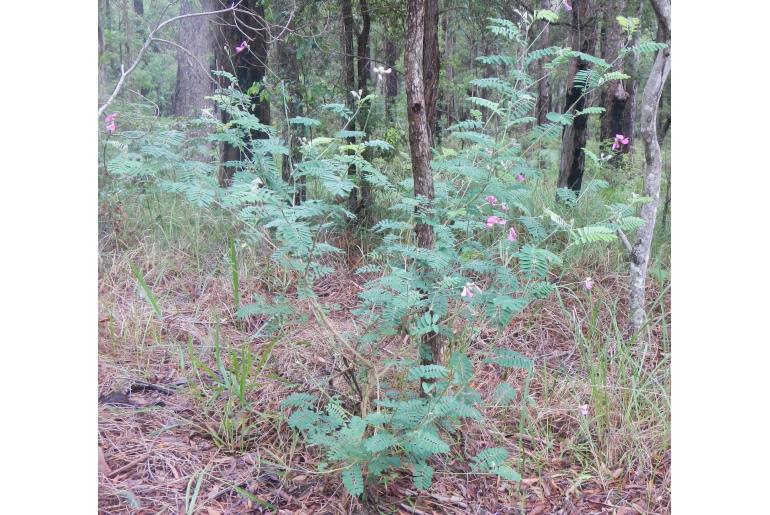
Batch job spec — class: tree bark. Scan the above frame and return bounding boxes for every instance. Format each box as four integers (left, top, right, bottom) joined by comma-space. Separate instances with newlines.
532, 0, 552, 126
350, 0, 373, 213
383, 37, 400, 121
215, 0, 271, 187
406, 0, 443, 367
599, 0, 630, 149
173, 0, 215, 117
276, 1, 305, 203
442, 11, 456, 126
422, 0, 439, 143
628, 0, 671, 337
557, 0, 598, 192
624, 0, 644, 156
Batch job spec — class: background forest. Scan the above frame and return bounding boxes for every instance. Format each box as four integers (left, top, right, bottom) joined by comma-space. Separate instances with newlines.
97, 0, 672, 513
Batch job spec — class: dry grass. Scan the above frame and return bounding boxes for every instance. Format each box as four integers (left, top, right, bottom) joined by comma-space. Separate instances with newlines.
98, 207, 670, 514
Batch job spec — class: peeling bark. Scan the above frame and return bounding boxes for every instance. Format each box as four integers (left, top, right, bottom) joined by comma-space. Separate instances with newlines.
628, 0, 671, 337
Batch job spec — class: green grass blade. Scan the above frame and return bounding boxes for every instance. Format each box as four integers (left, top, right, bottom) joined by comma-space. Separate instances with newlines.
130, 262, 162, 320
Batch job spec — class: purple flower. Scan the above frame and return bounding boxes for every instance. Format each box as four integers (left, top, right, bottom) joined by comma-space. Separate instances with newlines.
563, 1, 573, 11
486, 216, 507, 228
235, 40, 249, 54
584, 277, 594, 290
500, 202, 509, 211
515, 174, 525, 182
612, 134, 630, 150
105, 113, 117, 134
507, 227, 518, 242
485, 195, 498, 206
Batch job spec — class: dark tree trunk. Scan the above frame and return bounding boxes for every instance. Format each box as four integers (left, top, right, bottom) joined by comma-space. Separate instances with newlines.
133, 0, 143, 15
599, 0, 630, 151
422, 0, 439, 143
383, 38, 400, 121
557, 0, 598, 192
532, 0, 551, 126
276, 1, 305, 204
173, 0, 214, 117
624, 0, 644, 156
349, 0, 372, 213
215, 0, 271, 187
406, 0, 444, 368
341, 0, 356, 100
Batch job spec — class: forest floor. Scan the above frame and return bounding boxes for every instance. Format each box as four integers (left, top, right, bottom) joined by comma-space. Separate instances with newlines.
98, 209, 671, 515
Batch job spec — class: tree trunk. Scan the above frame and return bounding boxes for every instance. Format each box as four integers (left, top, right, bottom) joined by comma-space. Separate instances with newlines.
340, 0, 359, 211
557, 0, 597, 193
628, 0, 671, 337
624, 0, 644, 157
599, 0, 630, 150
351, 0, 372, 213
532, 0, 551, 126
383, 38, 400, 121
406, 0, 443, 368
422, 0, 439, 143
99, 0, 107, 103
276, 1, 305, 204
133, 0, 144, 16
442, 11, 456, 126
173, 0, 214, 117
215, 0, 271, 187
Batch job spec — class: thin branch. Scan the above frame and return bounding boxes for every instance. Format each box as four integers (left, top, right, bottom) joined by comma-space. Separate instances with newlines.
98, 1, 241, 117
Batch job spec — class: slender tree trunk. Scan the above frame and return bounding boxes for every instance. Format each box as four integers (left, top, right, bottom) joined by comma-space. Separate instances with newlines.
99, 0, 107, 103
352, 0, 372, 213
340, 0, 359, 210
173, 0, 214, 117
383, 38, 400, 121
557, 0, 598, 192
599, 0, 630, 151
442, 11, 456, 126
532, 0, 551, 126
628, 0, 671, 337
624, 0, 644, 157
423, 0, 439, 143
276, 1, 305, 204
406, 0, 443, 368
215, 0, 271, 187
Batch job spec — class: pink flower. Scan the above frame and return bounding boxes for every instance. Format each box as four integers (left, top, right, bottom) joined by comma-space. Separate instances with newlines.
500, 202, 509, 211
507, 227, 518, 242
579, 404, 589, 416
584, 277, 594, 290
515, 174, 525, 182
461, 282, 482, 299
486, 216, 507, 228
485, 195, 498, 206
105, 113, 117, 134
612, 134, 629, 150
563, 1, 573, 11
235, 40, 249, 54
